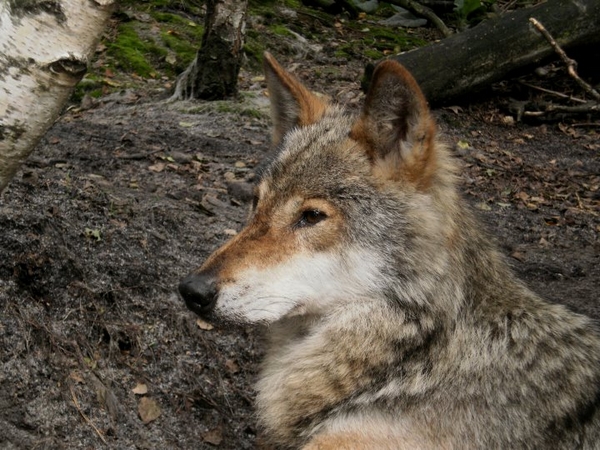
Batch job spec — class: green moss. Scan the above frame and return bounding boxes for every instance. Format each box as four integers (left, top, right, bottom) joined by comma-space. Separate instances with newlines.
71, 74, 103, 102
363, 49, 384, 60
334, 24, 426, 60
178, 96, 269, 120
150, 11, 205, 74
270, 24, 293, 37
249, 4, 274, 18
151, 11, 193, 26
107, 23, 163, 78
122, 0, 174, 9
243, 38, 266, 69
161, 32, 198, 69
312, 67, 345, 81
105, 7, 207, 78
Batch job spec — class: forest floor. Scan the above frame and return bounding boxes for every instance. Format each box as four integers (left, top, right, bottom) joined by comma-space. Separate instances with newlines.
1, 2, 599, 449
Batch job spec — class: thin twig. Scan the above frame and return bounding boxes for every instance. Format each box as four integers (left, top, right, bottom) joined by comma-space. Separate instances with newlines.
70, 384, 108, 445
518, 81, 587, 104
522, 102, 600, 115
386, 0, 453, 37
529, 18, 600, 102
570, 122, 600, 128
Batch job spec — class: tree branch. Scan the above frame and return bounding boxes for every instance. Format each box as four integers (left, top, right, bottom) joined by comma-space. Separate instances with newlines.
386, 0, 452, 37
529, 17, 600, 102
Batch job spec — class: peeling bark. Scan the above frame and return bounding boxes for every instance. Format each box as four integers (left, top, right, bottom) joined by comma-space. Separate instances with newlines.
170, 0, 248, 101
0, 0, 115, 193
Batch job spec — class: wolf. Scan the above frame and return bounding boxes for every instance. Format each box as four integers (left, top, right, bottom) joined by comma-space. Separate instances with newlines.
179, 53, 600, 449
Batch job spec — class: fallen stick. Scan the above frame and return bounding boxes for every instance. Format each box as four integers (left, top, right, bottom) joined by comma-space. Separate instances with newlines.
529, 17, 600, 102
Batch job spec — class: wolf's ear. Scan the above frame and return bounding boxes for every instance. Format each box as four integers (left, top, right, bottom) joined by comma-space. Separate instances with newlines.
263, 52, 328, 146
350, 61, 437, 189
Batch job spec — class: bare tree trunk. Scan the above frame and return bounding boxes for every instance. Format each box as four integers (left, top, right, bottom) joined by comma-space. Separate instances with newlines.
170, 0, 248, 101
0, 0, 115, 194
366, 0, 600, 105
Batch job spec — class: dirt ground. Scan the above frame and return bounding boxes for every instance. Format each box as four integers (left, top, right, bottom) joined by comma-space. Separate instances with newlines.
1, 11, 599, 450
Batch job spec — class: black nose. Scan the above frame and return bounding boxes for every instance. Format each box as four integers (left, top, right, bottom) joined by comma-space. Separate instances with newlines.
178, 272, 218, 316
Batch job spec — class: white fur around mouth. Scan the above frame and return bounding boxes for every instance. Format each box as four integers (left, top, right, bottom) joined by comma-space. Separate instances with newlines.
213, 247, 386, 323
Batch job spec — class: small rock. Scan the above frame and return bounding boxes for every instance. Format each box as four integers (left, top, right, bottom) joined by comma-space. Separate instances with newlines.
380, 8, 427, 28
226, 181, 254, 203
171, 152, 193, 164
138, 397, 161, 424
21, 171, 39, 187
132, 383, 148, 395
502, 116, 515, 126
80, 94, 96, 111
203, 194, 228, 209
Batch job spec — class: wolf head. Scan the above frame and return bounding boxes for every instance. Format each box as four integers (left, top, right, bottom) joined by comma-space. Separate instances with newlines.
179, 53, 461, 324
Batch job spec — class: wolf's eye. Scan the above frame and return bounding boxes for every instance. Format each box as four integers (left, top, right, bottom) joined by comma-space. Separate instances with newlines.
297, 209, 327, 228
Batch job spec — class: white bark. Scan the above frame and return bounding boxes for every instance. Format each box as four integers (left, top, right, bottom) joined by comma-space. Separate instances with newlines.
0, 0, 116, 193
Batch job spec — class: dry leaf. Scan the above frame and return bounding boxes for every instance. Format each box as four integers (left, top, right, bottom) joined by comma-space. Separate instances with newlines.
196, 318, 214, 331
138, 396, 161, 424
516, 192, 529, 202
148, 163, 165, 173
510, 251, 525, 262
456, 139, 470, 150
132, 383, 148, 395
202, 426, 223, 446
225, 359, 240, 374
69, 370, 85, 384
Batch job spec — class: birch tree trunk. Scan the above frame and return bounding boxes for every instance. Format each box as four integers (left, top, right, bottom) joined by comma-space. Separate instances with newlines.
170, 0, 248, 101
0, 0, 115, 194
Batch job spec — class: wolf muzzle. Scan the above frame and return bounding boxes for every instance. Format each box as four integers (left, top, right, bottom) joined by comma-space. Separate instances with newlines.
178, 272, 218, 316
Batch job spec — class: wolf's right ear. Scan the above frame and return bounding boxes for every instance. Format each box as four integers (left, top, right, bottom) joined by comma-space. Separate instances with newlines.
263, 52, 328, 146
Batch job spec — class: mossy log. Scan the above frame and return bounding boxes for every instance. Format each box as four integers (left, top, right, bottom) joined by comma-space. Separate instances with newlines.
365, 0, 600, 105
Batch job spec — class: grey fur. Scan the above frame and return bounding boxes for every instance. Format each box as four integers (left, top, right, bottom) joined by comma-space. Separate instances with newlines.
180, 55, 600, 449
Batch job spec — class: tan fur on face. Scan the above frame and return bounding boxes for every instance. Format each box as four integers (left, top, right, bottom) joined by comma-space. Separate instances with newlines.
199, 191, 343, 285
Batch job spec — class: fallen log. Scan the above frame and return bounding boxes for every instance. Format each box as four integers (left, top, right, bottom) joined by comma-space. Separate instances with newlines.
365, 0, 600, 105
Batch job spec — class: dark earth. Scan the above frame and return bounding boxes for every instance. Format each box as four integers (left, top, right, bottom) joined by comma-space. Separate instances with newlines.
1, 6, 599, 450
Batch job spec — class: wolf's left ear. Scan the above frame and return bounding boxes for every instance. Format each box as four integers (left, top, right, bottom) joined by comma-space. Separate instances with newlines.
263, 52, 328, 146
350, 61, 437, 189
